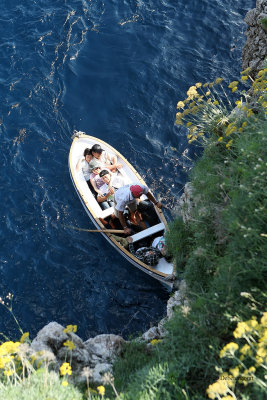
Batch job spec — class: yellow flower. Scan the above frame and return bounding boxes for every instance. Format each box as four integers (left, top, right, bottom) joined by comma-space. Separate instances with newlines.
4, 370, 15, 376
260, 312, 267, 326
257, 346, 267, 358
219, 342, 238, 358
64, 340, 76, 350
242, 121, 247, 128
228, 81, 239, 89
60, 362, 72, 376
187, 86, 198, 99
229, 366, 239, 377
203, 82, 209, 87
150, 339, 162, 345
232, 87, 237, 93
233, 321, 251, 338
64, 325, 77, 333
218, 137, 223, 142
213, 100, 219, 106
257, 69, 266, 77
97, 385, 105, 396
20, 332, 29, 343
62, 380, 68, 386
206, 91, 211, 96
241, 67, 251, 75
221, 396, 235, 400
0, 355, 14, 369
177, 101, 185, 109
190, 125, 197, 133
186, 122, 192, 127
209, 82, 214, 88
215, 77, 224, 84
241, 75, 248, 81
206, 380, 228, 399
240, 344, 250, 355
195, 82, 202, 88
0, 341, 20, 356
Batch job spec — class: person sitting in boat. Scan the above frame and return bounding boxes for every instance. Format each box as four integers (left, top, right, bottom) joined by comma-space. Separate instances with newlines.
114, 184, 162, 236
88, 159, 107, 196
89, 144, 122, 172
99, 169, 126, 190
94, 169, 126, 210
75, 148, 93, 186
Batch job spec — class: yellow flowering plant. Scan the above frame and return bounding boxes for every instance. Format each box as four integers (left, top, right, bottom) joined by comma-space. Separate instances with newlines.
176, 66, 267, 149
206, 312, 267, 399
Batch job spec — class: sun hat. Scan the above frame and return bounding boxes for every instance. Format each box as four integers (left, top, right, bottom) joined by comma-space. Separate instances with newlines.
91, 144, 104, 153
130, 185, 143, 198
88, 159, 102, 172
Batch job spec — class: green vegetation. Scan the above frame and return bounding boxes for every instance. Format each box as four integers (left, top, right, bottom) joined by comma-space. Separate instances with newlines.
260, 18, 267, 31
1, 66, 266, 399
112, 65, 267, 399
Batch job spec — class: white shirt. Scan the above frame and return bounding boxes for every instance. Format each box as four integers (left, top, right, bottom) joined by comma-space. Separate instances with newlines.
94, 151, 114, 168
81, 159, 91, 181
110, 174, 126, 189
114, 183, 148, 212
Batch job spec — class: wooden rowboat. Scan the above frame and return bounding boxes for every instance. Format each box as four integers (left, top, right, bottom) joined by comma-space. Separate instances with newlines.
68, 131, 175, 287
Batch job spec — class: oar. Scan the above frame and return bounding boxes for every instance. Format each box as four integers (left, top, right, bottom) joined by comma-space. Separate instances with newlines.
65, 225, 124, 234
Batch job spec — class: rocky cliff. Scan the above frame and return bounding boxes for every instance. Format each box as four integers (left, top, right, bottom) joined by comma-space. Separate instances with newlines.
242, 0, 267, 76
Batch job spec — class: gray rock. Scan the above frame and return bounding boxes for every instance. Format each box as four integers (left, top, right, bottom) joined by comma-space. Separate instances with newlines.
244, 9, 259, 26
92, 363, 113, 383
142, 326, 161, 341
84, 334, 125, 363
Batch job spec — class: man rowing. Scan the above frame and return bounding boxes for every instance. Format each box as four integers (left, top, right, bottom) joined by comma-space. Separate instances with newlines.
114, 184, 162, 236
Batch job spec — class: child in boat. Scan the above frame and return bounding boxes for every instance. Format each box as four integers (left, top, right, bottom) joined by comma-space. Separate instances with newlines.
89, 160, 114, 210
89, 160, 106, 194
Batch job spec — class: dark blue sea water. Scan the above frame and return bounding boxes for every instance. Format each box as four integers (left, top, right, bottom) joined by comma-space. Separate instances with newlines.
0, 0, 255, 341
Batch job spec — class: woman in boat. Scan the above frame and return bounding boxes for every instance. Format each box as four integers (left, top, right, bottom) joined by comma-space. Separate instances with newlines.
75, 148, 92, 185
89, 144, 122, 172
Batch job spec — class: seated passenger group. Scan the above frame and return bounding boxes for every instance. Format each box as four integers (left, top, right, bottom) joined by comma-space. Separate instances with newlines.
76, 143, 125, 210
76, 143, 162, 221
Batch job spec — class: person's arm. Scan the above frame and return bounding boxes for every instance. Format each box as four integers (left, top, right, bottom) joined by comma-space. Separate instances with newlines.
97, 187, 114, 203
76, 157, 84, 171
105, 153, 123, 171
118, 210, 131, 235
146, 192, 162, 208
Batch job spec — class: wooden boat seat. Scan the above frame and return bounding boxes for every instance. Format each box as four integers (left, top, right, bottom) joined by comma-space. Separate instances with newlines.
100, 206, 115, 218
131, 222, 165, 243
